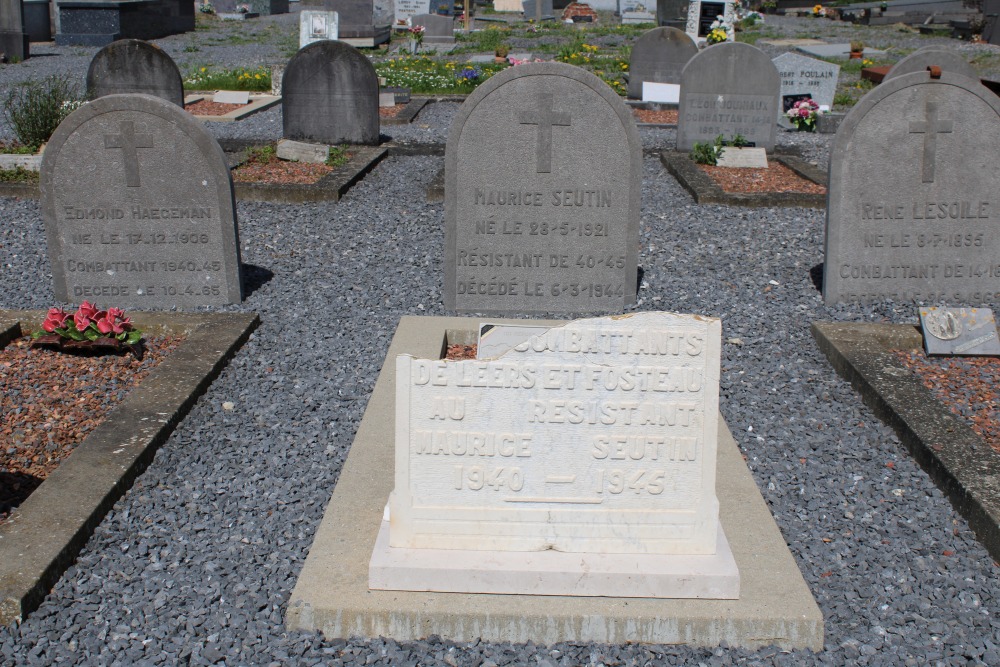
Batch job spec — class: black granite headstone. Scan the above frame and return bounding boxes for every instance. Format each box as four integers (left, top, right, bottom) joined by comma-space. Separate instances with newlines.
87, 39, 184, 107
282, 40, 380, 145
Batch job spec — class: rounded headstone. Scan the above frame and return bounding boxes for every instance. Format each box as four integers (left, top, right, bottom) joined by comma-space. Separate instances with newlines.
627, 27, 698, 99
884, 47, 977, 83
677, 42, 780, 151
41, 94, 243, 308
282, 40, 380, 145
824, 71, 1000, 304
86, 39, 184, 108
444, 62, 641, 314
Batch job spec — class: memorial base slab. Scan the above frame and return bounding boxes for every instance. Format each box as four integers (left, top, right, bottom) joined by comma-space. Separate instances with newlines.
370, 519, 739, 598
286, 316, 824, 650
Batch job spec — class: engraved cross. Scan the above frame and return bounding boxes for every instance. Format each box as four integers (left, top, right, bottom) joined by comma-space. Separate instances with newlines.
908, 101, 953, 184
104, 121, 154, 188
519, 94, 571, 174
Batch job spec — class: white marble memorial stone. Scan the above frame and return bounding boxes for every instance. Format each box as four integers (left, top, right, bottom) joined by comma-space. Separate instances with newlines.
389, 312, 723, 555
394, 0, 431, 24
299, 10, 339, 49
773, 52, 839, 123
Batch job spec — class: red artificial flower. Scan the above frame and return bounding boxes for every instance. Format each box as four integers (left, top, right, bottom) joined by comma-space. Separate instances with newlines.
41, 307, 69, 332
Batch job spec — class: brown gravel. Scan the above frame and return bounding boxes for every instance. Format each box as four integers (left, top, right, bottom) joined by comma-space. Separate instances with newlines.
232, 159, 333, 185
445, 344, 477, 360
379, 104, 404, 118
633, 108, 678, 124
893, 349, 1000, 454
0, 334, 184, 523
185, 99, 246, 116
697, 162, 828, 195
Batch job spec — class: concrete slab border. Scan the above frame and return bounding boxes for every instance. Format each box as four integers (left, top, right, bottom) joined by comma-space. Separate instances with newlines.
661, 151, 828, 208
0, 310, 260, 625
184, 94, 282, 123
380, 99, 430, 126
811, 321, 1000, 562
232, 145, 387, 204
286, 315, 824, 650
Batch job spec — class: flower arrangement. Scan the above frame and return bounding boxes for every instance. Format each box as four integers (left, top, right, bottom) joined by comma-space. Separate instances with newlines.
236, 3, 251, 12
408, 25, 425, 44
706, 19, 729, 45
812, 4, 825, 16
32, 302, 144, 358
199, 2, 215, 14
456, 66, 482, 84
786, 98, 820, 131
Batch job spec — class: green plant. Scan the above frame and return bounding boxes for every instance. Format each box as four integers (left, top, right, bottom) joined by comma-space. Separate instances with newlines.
0, 166, 38, 183
244, 144, 277, 165
184, 65, 271, 92
326, 145, 350, 168
34, 303, 142, 344
728, 133, 749, 147
495, 43, 509, 58
374, 57, 507, 94
850, 40, 864, 52
2, 75, 81, 150
691, 138, 723, 166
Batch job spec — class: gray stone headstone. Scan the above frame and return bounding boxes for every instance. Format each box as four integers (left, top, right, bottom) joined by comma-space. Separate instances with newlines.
444, 62, 641, 314
627, 26, 697, 99
282, 40, 380, 145
395, 0, 431, 24
329, 0, 390, 46
522, 0, 553, 20
40, 94, 243, 308
884, 47, 977, 83
0, 0, 29, 61
677, 42, 780, 151
411, 13, 453, 44
772, 52, 839, 122
824, 71, 1000, 304
657, 0, 688, 24
86, 39, 184, 108
299, 10, 339, 49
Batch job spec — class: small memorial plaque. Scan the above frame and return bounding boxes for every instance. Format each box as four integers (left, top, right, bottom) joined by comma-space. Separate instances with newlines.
919, 307, 1000, 355
213, 90, 250, 105
299, 10, 339, 48
715, 147, 768, 168
391, 311, 723, 555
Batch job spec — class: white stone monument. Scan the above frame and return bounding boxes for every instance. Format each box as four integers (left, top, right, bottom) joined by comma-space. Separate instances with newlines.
299, 10, 339, 49
685, 0, 735, 44
370, 311, 739, 598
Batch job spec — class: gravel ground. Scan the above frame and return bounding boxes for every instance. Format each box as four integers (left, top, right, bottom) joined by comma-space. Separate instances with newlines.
2, 10, 1000, 667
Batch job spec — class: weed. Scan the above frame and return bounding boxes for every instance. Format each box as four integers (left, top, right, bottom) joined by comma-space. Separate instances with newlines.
2, 75, 81, 149
0, 166, 39, 183
184, 65, 271, 92
326, 145, 350, 168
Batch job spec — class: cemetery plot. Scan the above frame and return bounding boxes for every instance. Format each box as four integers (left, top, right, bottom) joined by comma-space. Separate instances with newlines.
0, 310, 259, 626
812, 321, 1000, 562
183, 93, 281, 122
632, 107, 678, 125
661, 152, 828, 208
229, 143, 388, 203
378, 98, 430, 125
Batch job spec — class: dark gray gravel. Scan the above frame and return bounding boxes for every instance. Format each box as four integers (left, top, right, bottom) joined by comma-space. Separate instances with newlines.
2, 11, 1000, 667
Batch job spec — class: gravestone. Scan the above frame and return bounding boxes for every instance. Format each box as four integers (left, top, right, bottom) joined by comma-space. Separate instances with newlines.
86, 39, 184, 107
282, 40, 380, 145
40, 94, 243, 308
522, 0, 553, 20
0, 0, 29, 61
299, 10, 339, 48
657, 0, 688, 25
884, 47, 977, 82
444, 62, 641, 314
373, 312, 738, 598
394, 0, 430, 24
627, 26, 697, 99
772, 52, 839, 122
684, 0, 732, 41
677, 42, 780, 151
824, 70, 1000, 304
411, 13, 453, 43
329, 0, 391, 46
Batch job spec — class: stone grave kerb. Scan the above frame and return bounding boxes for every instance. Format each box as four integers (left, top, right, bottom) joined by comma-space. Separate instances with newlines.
443, 62, 642, 313
824, 70, 1000, 303
40, 93, 243, 306
86, 39, 185, 108
884, 47, 978, 83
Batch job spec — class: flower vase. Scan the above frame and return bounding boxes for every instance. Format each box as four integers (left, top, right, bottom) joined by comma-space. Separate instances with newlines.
409, 39, 419, 55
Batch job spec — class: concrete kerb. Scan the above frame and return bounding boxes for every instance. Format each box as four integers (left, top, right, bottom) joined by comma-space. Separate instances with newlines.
0, 310, 260, 626
183, 94, 282, 123
380, 98, 431, 126
811, 321, 1000, 563
661, 151, 828, 208
286, 315, 825, 650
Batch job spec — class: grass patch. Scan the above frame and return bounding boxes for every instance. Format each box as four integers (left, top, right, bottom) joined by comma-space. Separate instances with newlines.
0, 166, 39, 183
326, 145, 350, 168
375, 57, 506, 94
184, 65, 271, 92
